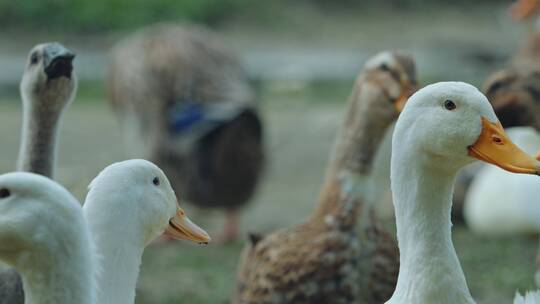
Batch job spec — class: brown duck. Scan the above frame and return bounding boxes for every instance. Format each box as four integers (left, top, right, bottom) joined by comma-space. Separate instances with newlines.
107, 23, 264, 242
234, 51, 417, 304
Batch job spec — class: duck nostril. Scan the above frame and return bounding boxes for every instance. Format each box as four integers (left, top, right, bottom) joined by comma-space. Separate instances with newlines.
492, 135, 503, 145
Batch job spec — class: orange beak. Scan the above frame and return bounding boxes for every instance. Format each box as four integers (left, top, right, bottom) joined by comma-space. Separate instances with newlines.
164, 206, 211, 244
395, 81, 418, 112
468, 117, 540, 175
510, 0, 540, 21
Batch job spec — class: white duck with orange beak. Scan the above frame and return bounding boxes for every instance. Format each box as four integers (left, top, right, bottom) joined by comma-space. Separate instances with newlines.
83, 159, 210, 304
387, 82, 540, 304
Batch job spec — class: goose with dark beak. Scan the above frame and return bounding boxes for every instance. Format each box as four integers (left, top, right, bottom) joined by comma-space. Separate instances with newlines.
42, 43, 75, 79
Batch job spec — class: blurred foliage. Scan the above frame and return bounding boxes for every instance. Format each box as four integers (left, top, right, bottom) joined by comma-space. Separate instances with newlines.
309, 0, 509, 7
0, 0, 509, 32
0, 0, 253, 32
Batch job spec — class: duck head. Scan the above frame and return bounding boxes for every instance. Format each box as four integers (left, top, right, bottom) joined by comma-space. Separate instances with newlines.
363, 50, 418, 113
0, 172, 85, 265
86, 159, 210, 246
394, 81, 540, 174
20, 42, 77, 114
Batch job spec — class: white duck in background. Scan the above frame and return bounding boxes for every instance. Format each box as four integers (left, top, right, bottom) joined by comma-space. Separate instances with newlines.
0, 172, 96, 304
465, 127, 540, 235
83, 159, 210, 304
387, 82, 540, 304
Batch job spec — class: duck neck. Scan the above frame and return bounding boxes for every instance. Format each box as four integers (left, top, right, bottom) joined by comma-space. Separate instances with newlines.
388, 152, 474, 304
17, 102, 63, 178
84, 200, 144, 304
312, 82, 393, 222
19, 236, 95, 304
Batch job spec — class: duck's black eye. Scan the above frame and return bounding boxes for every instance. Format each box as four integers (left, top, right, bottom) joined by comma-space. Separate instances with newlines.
380, 63, 390, 71
152, 177, 160, 186
0, 188, 10, 199
30, 52, 38, 65
444, 99, 456, 111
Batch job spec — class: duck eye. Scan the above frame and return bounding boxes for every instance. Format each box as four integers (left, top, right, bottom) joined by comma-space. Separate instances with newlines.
0, 188, 10, 199
152, 177, 160, 186
380, 63, 390, 71
30, 53, 38, 65
443, 99, 456, 111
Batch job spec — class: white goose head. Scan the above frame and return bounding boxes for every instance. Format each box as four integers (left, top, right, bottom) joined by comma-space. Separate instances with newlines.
20, 42, 77, 112
0, 172, 95, 304
389, 82, 540, 304
394, 81, 540, 174
85, 159, 210, 247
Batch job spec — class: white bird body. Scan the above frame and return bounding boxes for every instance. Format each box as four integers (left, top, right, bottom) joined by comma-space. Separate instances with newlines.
465, 127, 540, 235
386, 82, 540, 304
0, 172, 96, 304
515, 291, 540, 304
83, 159, 210, 304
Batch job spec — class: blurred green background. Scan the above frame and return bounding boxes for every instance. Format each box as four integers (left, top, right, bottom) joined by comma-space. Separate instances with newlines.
0, 1, 538, 303
0, 0, 510, 32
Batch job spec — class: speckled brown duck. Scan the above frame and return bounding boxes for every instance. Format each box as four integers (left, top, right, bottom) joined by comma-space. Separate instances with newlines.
107, 23, 264, 242
233, 51, 417, 304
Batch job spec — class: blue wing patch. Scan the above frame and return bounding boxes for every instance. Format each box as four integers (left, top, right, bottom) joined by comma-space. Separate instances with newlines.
169, 102, 205, 134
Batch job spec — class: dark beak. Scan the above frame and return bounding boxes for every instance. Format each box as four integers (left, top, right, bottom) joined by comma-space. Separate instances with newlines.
43, 43, 75, 79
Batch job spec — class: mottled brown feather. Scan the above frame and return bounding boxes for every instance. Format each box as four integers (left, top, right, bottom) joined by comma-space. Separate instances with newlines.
234, 52, 416, 304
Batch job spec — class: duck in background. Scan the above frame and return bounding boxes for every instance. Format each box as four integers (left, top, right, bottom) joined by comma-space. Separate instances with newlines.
234, 51, 417, 304
107, 23, 264, 243
510, 0, 540, 71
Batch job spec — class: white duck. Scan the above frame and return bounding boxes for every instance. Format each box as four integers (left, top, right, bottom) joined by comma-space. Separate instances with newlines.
0, 172, 96, 304
387, 82, 540, 304
83, 159, 210, 304
465, 127, 540, 235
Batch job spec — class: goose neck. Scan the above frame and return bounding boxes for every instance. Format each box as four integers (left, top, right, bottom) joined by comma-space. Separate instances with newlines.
312, 84, 394, 222
17, 104, 63, 178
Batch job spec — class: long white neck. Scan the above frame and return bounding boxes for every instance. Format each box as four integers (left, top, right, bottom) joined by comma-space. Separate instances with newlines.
83, 195, 144, 304
19, 232, 96, 304
17, 99, 63, 178
387, 151, 475, 304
